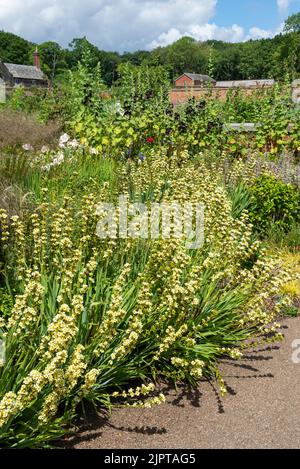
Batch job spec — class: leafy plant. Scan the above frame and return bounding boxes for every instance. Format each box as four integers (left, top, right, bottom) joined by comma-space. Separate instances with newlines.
249, 174, 300, 233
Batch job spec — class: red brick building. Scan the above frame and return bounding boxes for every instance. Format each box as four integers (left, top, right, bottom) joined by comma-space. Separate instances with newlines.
174, 73, 216, 87
171, 74, 276, 105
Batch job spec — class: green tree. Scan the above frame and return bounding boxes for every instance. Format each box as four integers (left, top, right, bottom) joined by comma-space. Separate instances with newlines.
98, 50, 121, 85
214, 47, 241, 80
272, 33, 300, 79
67, 37, 100, 69
0, 30, 32, 64
284, 12, 300, 33
33, 42, 67, 81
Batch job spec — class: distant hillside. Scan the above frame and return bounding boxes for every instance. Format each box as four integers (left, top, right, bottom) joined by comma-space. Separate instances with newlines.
0, 31, 33, 65
0, 12, 300, 84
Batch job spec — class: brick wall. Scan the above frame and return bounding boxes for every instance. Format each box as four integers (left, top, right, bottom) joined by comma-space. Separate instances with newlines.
169, 86, 272, 105
174, 76, 194, 87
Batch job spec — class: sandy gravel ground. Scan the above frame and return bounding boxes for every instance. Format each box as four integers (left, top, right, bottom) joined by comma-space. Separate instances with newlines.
64, 317, 300, 449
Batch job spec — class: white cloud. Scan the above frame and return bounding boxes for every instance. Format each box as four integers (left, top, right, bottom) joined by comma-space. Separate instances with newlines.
247, 27, 272, 40
0, 0, 288, 52
277, 0, 292, 12
149, 23, 282, 49
246, 22, 284, 40
185, 23, 244, 42
149, 28, 183, 48
0, 0, 217, 51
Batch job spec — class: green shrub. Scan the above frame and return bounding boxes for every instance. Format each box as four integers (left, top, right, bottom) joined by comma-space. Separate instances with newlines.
249, 174, 300, 233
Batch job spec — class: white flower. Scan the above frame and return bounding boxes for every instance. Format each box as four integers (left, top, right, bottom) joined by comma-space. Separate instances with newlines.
41, 145, 49, 154
22, 143, 33, 151
52, 152, 65, 167
59, 133, 70, 147
115, 101, 125, 116
90, 147, 99, 155
67, 139, 79, 149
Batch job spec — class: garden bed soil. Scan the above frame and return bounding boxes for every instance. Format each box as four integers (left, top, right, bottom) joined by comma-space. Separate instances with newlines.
63, 316, 300, 449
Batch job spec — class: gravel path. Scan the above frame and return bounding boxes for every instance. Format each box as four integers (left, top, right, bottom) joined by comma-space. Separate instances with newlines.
66, 317, 300, 449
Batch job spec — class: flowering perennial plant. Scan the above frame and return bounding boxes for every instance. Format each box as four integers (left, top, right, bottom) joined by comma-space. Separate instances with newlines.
0, 148, 295, 447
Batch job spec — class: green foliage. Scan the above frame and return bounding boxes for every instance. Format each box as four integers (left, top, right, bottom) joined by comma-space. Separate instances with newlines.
2, 13, 300, 88
67, 37, 101, 69
7, 87, 27, 112
33, 42, 67, 82
284, 12, 300, 33
0, 149, 289, 447
0, 31, 32, 64
7, 87, 47, 115
283, 305, 300, 317
66, 49, 106, 124
33, 49, 107, 125
0, 289, 13, 319
228, 182, 252, 219
1, 36, 300, 447
117, 62, 170, 108
264, 223, 300, 249
249, 174, 300, 233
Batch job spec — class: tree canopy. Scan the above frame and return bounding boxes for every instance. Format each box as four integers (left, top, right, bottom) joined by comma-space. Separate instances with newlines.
284, 12, 300, 33
0, 12, 300, 85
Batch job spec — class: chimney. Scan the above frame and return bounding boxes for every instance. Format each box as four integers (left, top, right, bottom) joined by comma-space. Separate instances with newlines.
34, 47, 40, 69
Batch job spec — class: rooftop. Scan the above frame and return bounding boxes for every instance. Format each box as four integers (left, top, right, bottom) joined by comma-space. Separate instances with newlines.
216, 79, 275, 88
3, 63, 46, 81
178, 73, 216, 83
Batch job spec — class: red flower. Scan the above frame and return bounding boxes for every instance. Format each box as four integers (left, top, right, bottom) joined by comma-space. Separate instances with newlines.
147, 137, 154, 143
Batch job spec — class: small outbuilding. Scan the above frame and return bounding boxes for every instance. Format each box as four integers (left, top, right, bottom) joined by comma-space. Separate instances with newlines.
174, 73, 216, 87
0, 50, 48, 88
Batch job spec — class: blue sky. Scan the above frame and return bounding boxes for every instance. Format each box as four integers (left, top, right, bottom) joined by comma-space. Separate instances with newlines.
0, 0, 299, 52
216, 0, 300, 30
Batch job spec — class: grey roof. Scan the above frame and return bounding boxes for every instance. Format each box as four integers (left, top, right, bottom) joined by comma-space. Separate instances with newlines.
3, 63, 46, 81
178, 73, 216, 82
185, 73, 215, 82
216, 79, 275, 88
